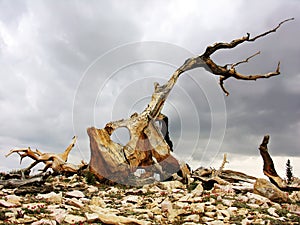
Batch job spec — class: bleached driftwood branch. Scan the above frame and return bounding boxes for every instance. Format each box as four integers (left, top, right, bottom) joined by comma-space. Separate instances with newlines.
6, 136, 87, 174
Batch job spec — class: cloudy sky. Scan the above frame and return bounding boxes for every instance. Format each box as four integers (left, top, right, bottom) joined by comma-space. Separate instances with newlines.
0, 0, 299, 178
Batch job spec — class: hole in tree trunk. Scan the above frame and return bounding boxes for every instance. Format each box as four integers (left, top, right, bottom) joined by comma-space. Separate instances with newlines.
111, 127, 131, 146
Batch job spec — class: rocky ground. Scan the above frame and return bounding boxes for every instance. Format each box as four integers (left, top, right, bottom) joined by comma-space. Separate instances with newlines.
0, 172, 300, 225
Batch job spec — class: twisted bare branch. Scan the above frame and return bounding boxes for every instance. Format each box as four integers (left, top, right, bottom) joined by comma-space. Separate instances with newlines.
176, 18, 294, 95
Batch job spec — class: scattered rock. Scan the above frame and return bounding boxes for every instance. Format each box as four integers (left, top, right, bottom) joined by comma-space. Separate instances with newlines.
0, 199, 18, 208
0, 173, 299, 225
64, 214, 86, 224
36, 192, 63, 204
85, 212, 99, 222
65, 190, 85, 198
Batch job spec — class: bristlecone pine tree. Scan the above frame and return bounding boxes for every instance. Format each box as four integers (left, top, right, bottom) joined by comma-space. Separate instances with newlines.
286, 159, 293, 184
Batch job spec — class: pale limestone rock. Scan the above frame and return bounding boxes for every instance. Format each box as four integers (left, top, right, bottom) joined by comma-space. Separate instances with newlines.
267, 207, 279, 217
49, 208, 68, 224
221, 198, 233, 207
178, 193, 193, 202
87, 185, 98, 193
174, 201, 189, 209
253, 178, 289, 203
201, 216, 214, 222
32, 219, 57, 225
205, 211, 216, 218
191, 183, 203, 196
161, 199, 173, 212
85, 212, 99, 222
5, 212, 14, 218
36, 192, 62, 204
237, 195, 248, 203
218, 209, 231, 218
207, 220, 224, 225
90, 206, 151, 225
65, 190, 85, 198
12, 215, 38, 224
241, 218, 252, 225
90, 196, 106, 207
80, 197, 90, 204
0, 199, 17, 208
184, 214, 200, 222
205, 204, 216, 212
65, 198, 84, 208
227, 206, 238, 216
122, 195, 140, 203
64, 214, 86, 224
158, 181, 185, 190
237, 208, 249, 216
6, 195, 22, 206
247, 203, 260, 208
190, 203, 205, 214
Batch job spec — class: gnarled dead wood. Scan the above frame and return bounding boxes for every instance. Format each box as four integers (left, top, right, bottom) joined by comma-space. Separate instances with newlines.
258, 135, 286, 188
88, 19, 293, 184
258, 135, 300, 192
6, 136, 87, 174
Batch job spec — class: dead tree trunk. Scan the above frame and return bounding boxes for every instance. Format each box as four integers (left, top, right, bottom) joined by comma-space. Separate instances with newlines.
258, 135, 287, 189
258, 135, 300, 191
88, 19, 293, 184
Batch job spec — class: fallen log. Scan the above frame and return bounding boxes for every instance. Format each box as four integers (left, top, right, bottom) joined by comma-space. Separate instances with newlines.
0, 172, 50, 189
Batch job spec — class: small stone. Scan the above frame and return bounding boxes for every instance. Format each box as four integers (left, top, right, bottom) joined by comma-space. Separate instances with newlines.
237, 195, 248, 203
90, 196, 106, 207
37, 192, 62, 204
179, 193, 193, 202
267, 207, 279, 217
32, 219, 57, 225
205, 205, 216, 212
241, 218, 252, 225
85, 212, 99, 222
222, 199, 233, 207
174, 201, 189, 208
184, 214, 200, 222
247, 203, 260, 209
205, 212, 216, 218
87, 186, 98, 193
0, 199, 18, 208
64, 214, 86, 224
158, 181, 185, 190
6, 195, 22, 206
49, 208, 68, 224
161, 199, 173, 212
123, 195, 140, 203
219, 209, 231, 218
14, 215, 38, 224
207, 220, 224, 225
227, 207, 238, 216
201, 216, 214, 222
65, 198, 84, 208
190, 203, 205, 213
65, 190, 85, 198
191, 183, 203, 196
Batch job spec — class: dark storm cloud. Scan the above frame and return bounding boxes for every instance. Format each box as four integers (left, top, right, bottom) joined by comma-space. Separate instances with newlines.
0, 0, 299, 172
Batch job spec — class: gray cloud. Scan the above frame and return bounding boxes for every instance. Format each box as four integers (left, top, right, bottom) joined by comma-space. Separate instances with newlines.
0, 0, 299, 172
